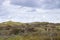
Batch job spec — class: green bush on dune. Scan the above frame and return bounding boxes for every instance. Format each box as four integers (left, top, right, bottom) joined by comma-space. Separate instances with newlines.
0, 21, 60, 40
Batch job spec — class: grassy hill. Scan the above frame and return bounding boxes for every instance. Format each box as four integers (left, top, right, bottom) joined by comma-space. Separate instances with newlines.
0, 21, 60, 40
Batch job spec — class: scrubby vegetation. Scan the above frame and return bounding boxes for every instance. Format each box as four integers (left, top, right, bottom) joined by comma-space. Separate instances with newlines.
0, 21, 60, 40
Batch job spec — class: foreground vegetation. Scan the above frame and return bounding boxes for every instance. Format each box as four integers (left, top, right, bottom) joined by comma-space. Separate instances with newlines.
0, 21, 60, 40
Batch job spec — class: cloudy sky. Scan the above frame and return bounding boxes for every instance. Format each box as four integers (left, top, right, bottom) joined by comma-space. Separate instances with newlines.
0, 0, 60, 23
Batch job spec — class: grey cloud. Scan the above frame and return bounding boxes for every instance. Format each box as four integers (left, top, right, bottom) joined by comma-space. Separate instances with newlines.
11, 0, 60, 9
0, 0, 5, 12
0, 0, 5, 5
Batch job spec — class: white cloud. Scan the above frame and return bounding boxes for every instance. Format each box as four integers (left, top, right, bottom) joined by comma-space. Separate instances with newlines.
0, 0, 60, 23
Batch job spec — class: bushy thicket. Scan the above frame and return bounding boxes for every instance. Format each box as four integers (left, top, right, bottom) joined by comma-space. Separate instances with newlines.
0, 21, 60, 40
